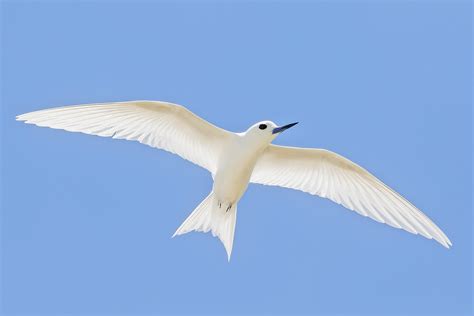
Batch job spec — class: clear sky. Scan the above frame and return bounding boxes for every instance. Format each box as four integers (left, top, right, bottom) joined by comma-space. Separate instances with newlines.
1, 1, 472, 315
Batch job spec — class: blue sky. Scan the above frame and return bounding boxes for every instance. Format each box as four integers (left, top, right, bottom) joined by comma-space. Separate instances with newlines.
1, 1, 472, 315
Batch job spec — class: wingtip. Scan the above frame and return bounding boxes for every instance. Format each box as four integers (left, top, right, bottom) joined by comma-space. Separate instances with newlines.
444, 240, 452, 249
225, 245, 233, 262
16, 112, 33, 122
438, 238, 452, 249
438, 232, 452, 249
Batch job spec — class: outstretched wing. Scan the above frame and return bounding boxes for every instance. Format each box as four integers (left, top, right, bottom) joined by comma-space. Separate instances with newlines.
251, 144, 451, 248
17, 100, 232, 174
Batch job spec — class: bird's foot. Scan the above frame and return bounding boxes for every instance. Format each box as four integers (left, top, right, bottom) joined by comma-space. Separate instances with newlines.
226, 203, 232, 212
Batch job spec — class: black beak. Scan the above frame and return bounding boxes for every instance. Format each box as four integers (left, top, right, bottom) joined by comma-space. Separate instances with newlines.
272, 122, 298, 134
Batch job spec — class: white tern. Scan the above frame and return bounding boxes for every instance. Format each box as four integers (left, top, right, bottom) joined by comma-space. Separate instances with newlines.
17, 100, 452, 260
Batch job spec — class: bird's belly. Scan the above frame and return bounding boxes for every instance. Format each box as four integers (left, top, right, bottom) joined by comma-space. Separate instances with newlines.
213, 149, 259, 204
213, 165, 253, 203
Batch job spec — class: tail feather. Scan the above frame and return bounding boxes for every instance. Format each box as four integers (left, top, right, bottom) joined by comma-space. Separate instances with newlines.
173, 192, 238, 261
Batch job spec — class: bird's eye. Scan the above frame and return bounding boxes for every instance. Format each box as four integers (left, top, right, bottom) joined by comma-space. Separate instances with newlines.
259, 124, 267, 130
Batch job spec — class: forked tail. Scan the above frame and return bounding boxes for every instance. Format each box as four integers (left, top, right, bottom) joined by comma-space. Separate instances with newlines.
172, 191, 238, 261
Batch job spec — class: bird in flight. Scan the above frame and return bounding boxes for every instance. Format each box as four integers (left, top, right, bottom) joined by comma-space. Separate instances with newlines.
17, 101, 451, 260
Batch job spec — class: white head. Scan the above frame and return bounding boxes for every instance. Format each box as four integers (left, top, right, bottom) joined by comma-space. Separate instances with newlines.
244, 120, 298, 147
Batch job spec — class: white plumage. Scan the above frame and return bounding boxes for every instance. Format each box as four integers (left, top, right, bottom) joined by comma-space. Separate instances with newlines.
251, 146, 451, 248
17, 100, 452, 259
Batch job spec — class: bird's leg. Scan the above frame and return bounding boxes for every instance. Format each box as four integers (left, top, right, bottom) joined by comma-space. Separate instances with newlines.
218, 201, 222, 208
226, 203, 232, 212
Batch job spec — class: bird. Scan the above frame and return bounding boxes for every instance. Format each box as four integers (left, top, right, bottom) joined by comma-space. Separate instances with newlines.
17, 100, 452, 260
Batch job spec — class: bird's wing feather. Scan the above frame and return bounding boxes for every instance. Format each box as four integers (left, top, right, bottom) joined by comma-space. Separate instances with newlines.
251, 144, 451, 248
17, 100, 232, 174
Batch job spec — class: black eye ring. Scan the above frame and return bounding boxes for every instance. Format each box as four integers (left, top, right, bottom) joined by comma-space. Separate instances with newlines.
259, 124, 267, 130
